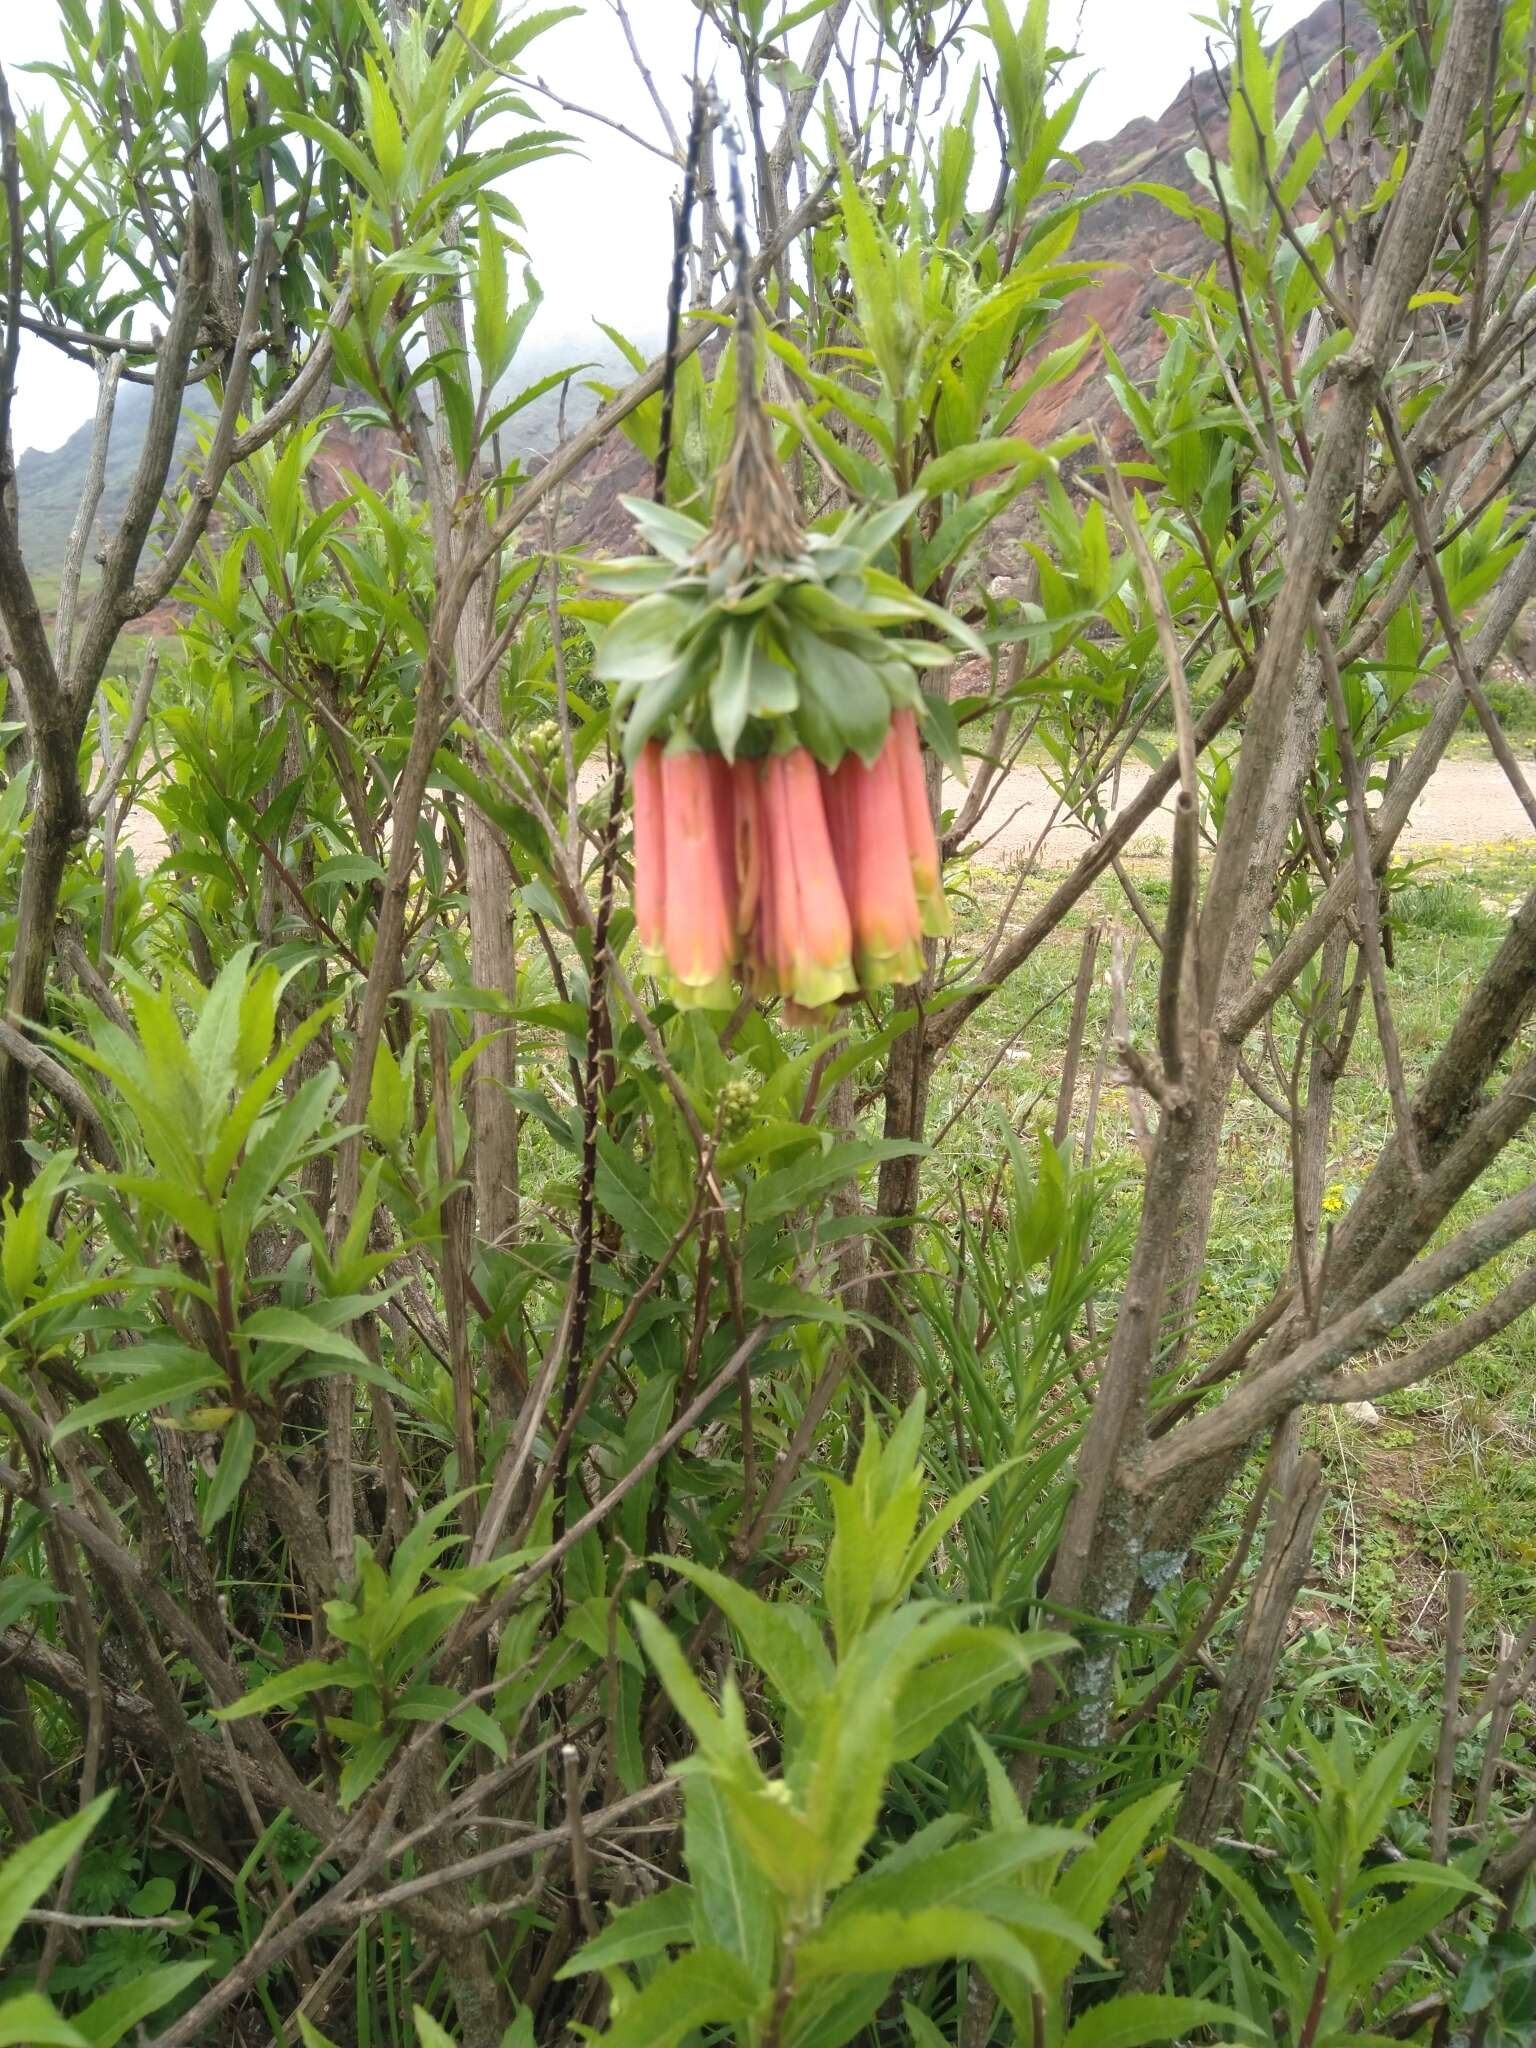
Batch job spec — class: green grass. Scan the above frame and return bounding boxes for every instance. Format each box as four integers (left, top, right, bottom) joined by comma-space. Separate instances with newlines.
934, 838, 1534, 1651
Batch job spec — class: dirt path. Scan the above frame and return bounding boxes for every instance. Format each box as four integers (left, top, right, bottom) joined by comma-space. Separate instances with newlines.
118, 755, 1532, 874
944, 755, 1534, 866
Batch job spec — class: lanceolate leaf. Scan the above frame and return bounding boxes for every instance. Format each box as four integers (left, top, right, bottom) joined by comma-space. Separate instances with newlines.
1061, 1994, 1261, 2047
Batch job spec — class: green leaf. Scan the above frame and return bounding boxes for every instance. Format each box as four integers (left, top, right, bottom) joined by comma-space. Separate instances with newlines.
593, 595, 698, 685
837, 1822, 1082, 1921
782, 621, 890, 767
472, 201, 510, 382
915, 437, 1049, 498
795, 1906, 1048, 1992
214, 1659, 342, 1721
1177, 1841, 1304, 2001
446, 1701, 509, 1760
339, 1726, 404, 1809
75, 1962, 210, 2047
0, 1994, 87, 2048
240, 1306, 368, 1364
710, 620, 755, 760
556, 1886, 695, 1978
836, 160, 908, 403
167, 27, 209, 116
290, 113, 393, 210
597, 1946, 763, 2048
902, 2002, 953, 2048
897, 1455, 1027, 1596
1043, 1785, 1182, 1990
665, 1561, 833, 1718
630, 1604, 722, 1750
0, 1791, 113, 1957
1062, 1993, 1258, 2047
892, 1627, 1069, 1758
368, 1041, 409, 1148
361, 53, 403, 195
51, 1355, 219, 1445
1336, 1874, 1486, 1996
0, 1575, 60, 1633
201, 1412, 256, 1535
683, 1773, 778, 1985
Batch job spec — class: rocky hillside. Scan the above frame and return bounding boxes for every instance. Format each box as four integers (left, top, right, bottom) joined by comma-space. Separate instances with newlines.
17, 330, 642, 610
19, 0, 1369, 600
1011, 0, 1372, 450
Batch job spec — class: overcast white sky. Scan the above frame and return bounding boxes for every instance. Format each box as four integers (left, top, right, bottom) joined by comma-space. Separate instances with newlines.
2, 0, 1318, 455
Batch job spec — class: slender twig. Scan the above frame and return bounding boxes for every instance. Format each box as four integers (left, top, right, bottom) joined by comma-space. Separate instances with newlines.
610, 0, 685, 158
1141, 1181, 1536, 1486
87, 642, 159, 824
1431, 1570, 1468, 1860
1375, 398, 1536, 832
562, 1743, 599, 1937
0, 1021, 118, 1166
55, 352, 124, 681
656, 82, 712, 503
1312, 608, 1421, 1178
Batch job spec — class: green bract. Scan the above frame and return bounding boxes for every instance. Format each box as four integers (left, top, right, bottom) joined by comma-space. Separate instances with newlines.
587, 494, 983, 766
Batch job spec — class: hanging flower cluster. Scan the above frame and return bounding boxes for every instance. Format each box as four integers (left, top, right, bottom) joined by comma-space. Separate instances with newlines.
628, 710, 950, 1019
588, 332, 978, 1023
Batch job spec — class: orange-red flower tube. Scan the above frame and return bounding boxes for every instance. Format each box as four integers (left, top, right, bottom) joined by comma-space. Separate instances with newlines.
761, 748, 856, 1015
832, 742, 926, 990
890, 709, 950, 938
705, 752, 739, 940
730, 758, 763, 943
659, 747, 736, 1009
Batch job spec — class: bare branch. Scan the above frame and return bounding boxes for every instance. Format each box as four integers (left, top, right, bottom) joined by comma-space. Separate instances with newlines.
1141, 1178, 1536, 1486
0, 1020, 118, 1167
1227, 532, 1536, 1042
87, 641, 158, 824
69, 198, 215, 703
1313, 608, 1420, 1175
128, 217, 277, 621
1431, 1570, 1468, 1860
610, 0, 685, 159
55, 352, 124, 680
1375, 395, 1536, 833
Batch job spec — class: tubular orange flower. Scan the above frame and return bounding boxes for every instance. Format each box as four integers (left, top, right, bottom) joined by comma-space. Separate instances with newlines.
761, 748, 856, 1015
890, 709, 950, 938
705, 752, 739, 940
730, 758, 763, 940
632, 740, 668, 976
820, 747, 856, 895
836, 742, 926, 990
659, 747, 736, 1009
748, 780, 780, 999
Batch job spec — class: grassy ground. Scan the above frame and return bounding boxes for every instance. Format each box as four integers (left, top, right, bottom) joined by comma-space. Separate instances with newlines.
934, 837, 1535, 1657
